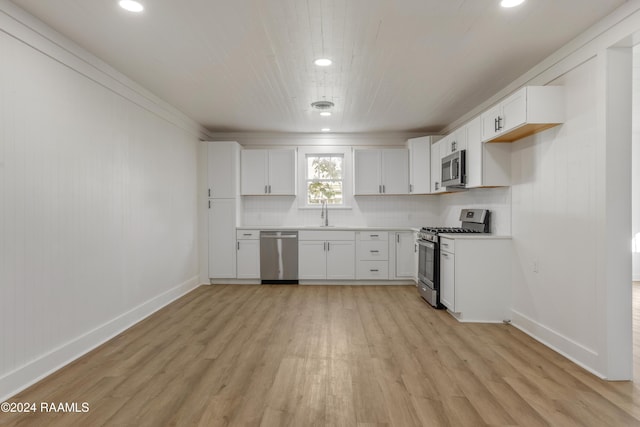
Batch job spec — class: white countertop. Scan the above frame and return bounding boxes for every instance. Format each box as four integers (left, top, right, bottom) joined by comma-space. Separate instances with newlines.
439, 233, 512, 240
237, 225, 419, 232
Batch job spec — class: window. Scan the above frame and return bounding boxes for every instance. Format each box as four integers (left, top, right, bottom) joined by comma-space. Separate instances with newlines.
305, 154, 344, 205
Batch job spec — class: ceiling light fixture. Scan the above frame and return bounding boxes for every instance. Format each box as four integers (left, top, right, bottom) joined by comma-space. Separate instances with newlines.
311, 100, 335, 111
321, 128, 331, 132
314, 58, 332, 67
320, 112, 332, 117
119, 0, 144, 12
500, 0, 525, 8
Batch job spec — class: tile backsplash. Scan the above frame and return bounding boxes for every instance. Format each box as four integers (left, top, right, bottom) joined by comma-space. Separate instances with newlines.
241, 187, 511, 234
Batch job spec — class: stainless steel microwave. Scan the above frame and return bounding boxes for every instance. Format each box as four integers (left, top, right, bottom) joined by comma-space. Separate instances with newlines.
441, 150, 466, 188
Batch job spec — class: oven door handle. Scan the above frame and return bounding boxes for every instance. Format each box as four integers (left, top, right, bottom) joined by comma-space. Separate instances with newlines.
417, 240, 435, 250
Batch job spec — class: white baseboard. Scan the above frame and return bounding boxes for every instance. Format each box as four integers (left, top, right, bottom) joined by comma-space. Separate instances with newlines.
300, 280, 416, 286
0, 276, 200, 402
510, 309, 604, 379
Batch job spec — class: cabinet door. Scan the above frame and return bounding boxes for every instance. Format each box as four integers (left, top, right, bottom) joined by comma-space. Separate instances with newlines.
241, 150, 268, 195
430, 140, 442, 193
354, 150, 382, 195
450, 127, 467, 154
440, 250, 455, 311
502, 88, 527, 133
326, 241, 355, 280
465, 116, 483, 188
237, 239, 260, 279
207, 142, 239, 199
298, 241, 326, 279
268, 149, 296, 195
381, 149, 409, 194
394, 232, 415, 279
481, 105, 502, 142
408, 137, 431, 194
209, 199, 237, 278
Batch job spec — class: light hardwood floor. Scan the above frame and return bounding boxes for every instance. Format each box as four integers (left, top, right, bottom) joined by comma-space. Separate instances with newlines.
3, 284, 640, 426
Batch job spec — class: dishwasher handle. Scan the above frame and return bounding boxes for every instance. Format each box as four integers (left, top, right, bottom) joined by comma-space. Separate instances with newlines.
260, 233, 298, 239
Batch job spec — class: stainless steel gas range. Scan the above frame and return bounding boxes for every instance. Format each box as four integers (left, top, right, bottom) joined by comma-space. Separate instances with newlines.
417, 209, 491, 308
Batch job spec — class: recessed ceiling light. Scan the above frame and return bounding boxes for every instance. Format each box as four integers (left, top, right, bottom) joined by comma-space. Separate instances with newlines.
500, 0, 525, 7
321, 128, 331, 132
314, 58, 332, 67
119, 0, 144, 12
320, 112, 332, 117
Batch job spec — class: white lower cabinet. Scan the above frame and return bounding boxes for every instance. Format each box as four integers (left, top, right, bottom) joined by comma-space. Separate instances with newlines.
326, 241, 357, 280
208, 199, 237, 279
236, 230, 260, 279
356, 232, 389, 279
439, 236, 511, 322
439, 244, 455, 310
298, 231, 355, 280
393, 232, 416, 279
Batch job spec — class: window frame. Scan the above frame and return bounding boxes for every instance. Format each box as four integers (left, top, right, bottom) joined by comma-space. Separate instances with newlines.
297, 146, 353, 209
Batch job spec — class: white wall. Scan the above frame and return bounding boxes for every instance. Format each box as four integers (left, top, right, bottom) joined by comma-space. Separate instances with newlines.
0, 3, 202, 400
510, 59, 602, 366
632, 45, 640, 281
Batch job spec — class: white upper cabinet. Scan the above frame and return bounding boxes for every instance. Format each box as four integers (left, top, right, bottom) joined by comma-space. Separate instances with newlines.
466, 116, 511, 188
481, 86, 565, 143
430, 140, 446, 193
354, 149, 382, 195
354, 148, 409, 195
241, 149, 296, 195
207, 141, 240, 199
381, 149, 409, 194
442, 127, 467, 156
408, 136, 432, 194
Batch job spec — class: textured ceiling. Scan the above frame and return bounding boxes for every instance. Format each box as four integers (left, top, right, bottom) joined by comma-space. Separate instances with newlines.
11, 0, 627, 133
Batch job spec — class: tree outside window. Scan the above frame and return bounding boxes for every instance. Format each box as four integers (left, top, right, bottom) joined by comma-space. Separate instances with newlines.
306, 155, 343, 205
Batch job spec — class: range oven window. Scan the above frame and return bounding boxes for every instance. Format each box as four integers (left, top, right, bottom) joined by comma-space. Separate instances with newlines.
418, 240, 435, 284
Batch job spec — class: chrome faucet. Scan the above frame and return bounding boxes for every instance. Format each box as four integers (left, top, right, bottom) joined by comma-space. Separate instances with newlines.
320, 200, 329, 226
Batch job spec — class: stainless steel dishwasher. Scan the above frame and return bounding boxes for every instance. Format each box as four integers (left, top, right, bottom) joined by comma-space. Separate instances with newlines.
260, 231, 298, 284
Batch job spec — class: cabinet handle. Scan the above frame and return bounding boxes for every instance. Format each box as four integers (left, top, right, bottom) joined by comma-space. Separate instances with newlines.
378, 185, 382, 194
237, 242, 240, 250
370, 250, 379, 253
451, 141, 456, 152
409, 184, 413, 193
370, 269, 379, 272
208, 188, 211, 197
382, 185, 385, 193
494, 117, 498, 133
414, 243, 417, 252
208, 200, 211, 209
324, 242, 327, 251
442, 253, 449, 258
442, 243, 449, 247
264, 185, 268, 194
269, 185, 272, 193
497, 116, 503, 131
435, 182, 439, 191
243, 233, 252, 236
397, 234, 400, 243
370, 234, 379, 238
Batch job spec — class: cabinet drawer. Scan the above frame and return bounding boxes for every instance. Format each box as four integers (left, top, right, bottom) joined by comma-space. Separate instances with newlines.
357, 261, 389, 280
440, 237, 455, 254
357, 241, 389, 260
358, 231, 388, 241
236, 230, 260, 240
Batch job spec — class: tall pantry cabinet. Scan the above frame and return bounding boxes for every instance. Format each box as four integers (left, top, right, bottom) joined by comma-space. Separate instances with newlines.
207, 141, 241, 280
